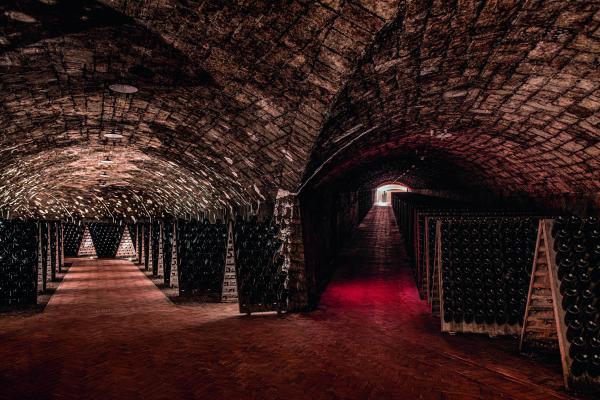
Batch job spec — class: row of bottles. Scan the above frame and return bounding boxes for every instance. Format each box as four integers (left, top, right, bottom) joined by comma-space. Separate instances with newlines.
128, 224, 137, 250
358, 190, 373, 222
441, 218, 538, 326
552, 216, 600, 378
0, 220, 38, 307
152, 222, 162, 275
391, 192, 540, 302
177, 220, 227, 298
88, 223, 123, 258
63, 223, 84, 257
234, 216, 287, 310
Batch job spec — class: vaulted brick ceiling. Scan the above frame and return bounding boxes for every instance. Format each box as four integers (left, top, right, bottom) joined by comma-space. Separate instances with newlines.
307, 1, 600, 198
1, 1, 599, 219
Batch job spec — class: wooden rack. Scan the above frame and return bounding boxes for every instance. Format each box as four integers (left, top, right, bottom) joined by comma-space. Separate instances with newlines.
422, 211, 540, 306
436, 219, 523, 336
430, 220, 441, 316
520, 219, 600, 393
520, 220, 560, 354
221, 221, 238, 303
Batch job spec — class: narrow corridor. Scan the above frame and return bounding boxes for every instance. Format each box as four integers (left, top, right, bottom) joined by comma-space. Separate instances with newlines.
0, 207, 583, 399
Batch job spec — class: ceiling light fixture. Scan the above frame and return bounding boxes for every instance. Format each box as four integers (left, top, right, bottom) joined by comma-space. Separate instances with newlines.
109, 83, 138, 94
104, 133, 124, 140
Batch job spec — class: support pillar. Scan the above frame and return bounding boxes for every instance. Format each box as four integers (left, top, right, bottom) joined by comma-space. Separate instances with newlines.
170, 222, 178, 289
37, 223, 44, 293
149, 224, 154, 273
55, 222, 60, 274
58, 222, 64, 272
157, 222, 164, 277
140, 225, 145, 269
135, 224, 140, 264
46, 223, 53, 284
274, 192, 308, 312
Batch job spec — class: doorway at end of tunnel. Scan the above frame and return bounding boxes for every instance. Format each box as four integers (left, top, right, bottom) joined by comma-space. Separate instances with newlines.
375, 184, 408, 206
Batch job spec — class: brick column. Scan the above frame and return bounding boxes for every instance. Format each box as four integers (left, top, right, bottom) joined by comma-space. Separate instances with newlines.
148, 224, 154, 273
37, 223, 44, 293
274, 192, 308, 312
59, 222, 64, 273
46, 223, 53, 284
135, 224, 140, 264
157, 222, 164, 277
170, 222, 179, 289
140, 225, 145, 269
55, 222, 60, 274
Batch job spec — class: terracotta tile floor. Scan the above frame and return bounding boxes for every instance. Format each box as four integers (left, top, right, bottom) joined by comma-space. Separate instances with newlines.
0, 206, 590, 399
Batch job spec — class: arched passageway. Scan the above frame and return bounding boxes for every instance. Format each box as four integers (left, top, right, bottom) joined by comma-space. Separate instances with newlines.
1, 1, 600, 398
375, 184, 409, 206
0, 233, 571, 400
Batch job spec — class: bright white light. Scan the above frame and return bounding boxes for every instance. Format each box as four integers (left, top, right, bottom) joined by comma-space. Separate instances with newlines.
375, 184, 409, 206
104, 133, 124, 139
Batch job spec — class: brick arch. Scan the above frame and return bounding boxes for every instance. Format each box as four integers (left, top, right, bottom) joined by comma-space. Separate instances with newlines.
0, 0, 404, 219
305, 0, 600, 202
2, 1, 599, 218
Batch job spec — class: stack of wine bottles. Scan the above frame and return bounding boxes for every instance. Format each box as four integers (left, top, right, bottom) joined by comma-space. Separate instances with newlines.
0, 220, 38, 307
151, 222, 160, 275
391, 193, 466, 295
552, 216, 600, 379
136, 224, 143, 264
234, 217, 287, 313
424, 210, 542, 304
41, 222, 49, 277
358, 190, 374, 223
57, 223, 63, 272
49, 223, 57, 281
177, 219, 227, 299
143, 224, 150, 270
440, 217, 538, 333
163, 222, 173, 285
88, 223, 123, 258
63, 223, 84, 257
128, 224, 137, 250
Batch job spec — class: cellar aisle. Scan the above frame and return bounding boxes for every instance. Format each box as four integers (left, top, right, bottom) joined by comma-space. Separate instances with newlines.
0, 209, 585, 400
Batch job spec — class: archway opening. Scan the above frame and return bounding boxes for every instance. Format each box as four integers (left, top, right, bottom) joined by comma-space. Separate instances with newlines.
375, 184, 409, 206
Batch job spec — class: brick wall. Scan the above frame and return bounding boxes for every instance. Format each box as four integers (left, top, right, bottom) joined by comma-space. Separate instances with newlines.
300, 188, 374, 308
